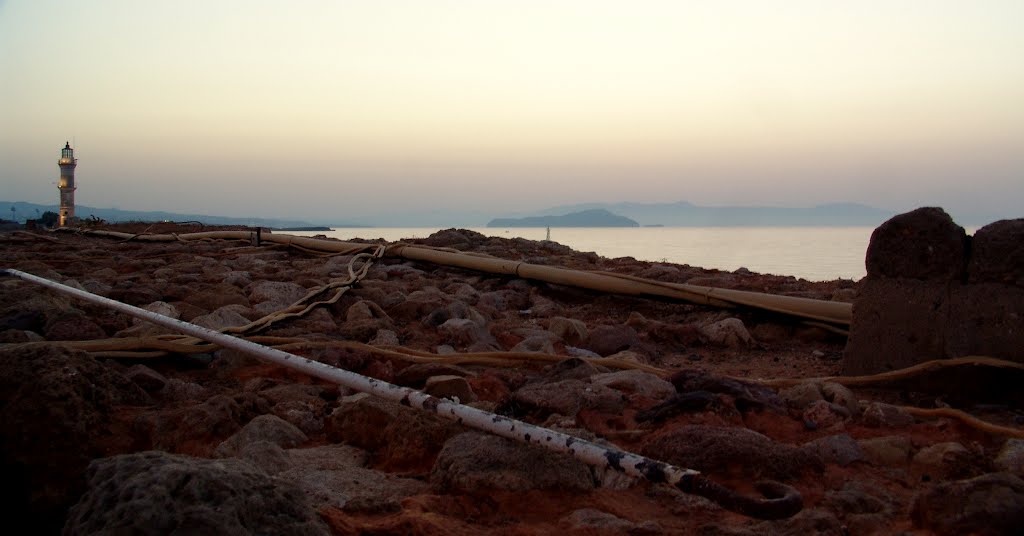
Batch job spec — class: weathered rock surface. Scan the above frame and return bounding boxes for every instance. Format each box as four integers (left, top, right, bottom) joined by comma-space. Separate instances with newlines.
64, 451, 330, 535
431, 432, 594, 493
911, 472, 1024, 535
0, 344, 148, 533
641, 425, 823, 480
845, 208, 1024, 373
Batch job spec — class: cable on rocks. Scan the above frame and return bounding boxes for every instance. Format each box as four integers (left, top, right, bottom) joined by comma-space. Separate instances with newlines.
0, 268, 803, 520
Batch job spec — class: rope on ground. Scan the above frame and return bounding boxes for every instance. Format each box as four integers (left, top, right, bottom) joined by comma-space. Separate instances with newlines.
753, 356, 1024, 438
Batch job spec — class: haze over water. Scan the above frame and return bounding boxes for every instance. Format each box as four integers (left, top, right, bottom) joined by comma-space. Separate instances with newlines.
293, 226, 903, 281
2, 2, 1022, 226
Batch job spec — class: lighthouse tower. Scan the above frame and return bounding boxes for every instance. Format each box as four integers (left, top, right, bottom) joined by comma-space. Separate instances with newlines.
57, 141, 77, 226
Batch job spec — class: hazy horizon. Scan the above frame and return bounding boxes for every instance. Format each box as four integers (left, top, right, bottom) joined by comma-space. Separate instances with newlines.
2, 1, 1022, 226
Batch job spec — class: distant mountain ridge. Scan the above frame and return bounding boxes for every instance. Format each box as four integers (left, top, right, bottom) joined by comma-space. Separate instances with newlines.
487, 209, 639, 227
517, 201, 894, 227
1, 201, 366, 229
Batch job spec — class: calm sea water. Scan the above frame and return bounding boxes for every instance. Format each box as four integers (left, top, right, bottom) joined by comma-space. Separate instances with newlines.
288, 226, 890, 282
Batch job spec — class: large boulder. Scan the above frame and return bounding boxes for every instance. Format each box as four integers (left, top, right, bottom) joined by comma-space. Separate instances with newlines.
864, 207, 968, 281
911, 472, 1024, 536
0, 344, 148, 533
968, 219, 1024, 286
64, 451, 330, 535
844, 209, 1024, 374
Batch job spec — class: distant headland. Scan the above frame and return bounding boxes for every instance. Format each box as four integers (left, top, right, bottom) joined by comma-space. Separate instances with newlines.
487, 209, 639, 228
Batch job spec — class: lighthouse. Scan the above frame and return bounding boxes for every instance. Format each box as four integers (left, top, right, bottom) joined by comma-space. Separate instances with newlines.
57, 141, 77, 226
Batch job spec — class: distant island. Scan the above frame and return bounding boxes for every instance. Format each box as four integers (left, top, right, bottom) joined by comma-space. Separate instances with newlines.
520, 201, 896, 227
487, 209, 639, 228
272, 226, 333, 232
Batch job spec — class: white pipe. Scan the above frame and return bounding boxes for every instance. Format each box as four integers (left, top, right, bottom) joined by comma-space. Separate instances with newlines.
1, 268, 802, 519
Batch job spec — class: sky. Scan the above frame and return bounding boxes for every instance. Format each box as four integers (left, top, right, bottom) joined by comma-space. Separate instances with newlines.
1, 0, 1022, 225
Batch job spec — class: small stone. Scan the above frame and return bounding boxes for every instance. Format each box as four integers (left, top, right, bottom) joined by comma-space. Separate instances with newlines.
858, 435, 914, 466
802, 434, 863, 466
215, 414, 309, 458
591, 369, 675, 401
423, 375, 478, 403
699, 317, 753, 348
779, 382, 823, 410
861, 402, 915, 428
994, 438, 1024, 477
124, 364, 167, 392
912, 442, 975, 481
821, 382, 860, 416
547, 317, 588, 345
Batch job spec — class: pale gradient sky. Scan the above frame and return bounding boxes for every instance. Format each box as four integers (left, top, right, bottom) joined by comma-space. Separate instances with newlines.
2, 0, 1022, 225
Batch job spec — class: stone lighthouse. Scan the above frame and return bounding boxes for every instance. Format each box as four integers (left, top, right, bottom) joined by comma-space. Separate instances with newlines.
57, 141, 77, 226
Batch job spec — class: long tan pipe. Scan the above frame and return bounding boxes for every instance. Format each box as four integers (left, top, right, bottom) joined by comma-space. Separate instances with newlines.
54, 228, 852, 326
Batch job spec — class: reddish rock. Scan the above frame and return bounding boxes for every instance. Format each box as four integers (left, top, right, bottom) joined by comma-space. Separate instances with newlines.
641, 425, 823, 481
430, 432, 594, 493
325, 393, 462, 472
583, 324, 642, 356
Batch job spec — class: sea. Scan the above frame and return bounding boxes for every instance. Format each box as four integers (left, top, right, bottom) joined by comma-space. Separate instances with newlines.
286, 226, 914, 282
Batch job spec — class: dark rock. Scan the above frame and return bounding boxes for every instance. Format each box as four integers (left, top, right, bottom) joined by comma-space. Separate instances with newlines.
584, 324, 642, 356
146, 393, 271, 456
858, 435, 914, 466
182, 283, 250, 312
63, 451, 330, 535
0, 344, 149, 533
591, 369, 675, 401
107, 284, 162, 306
511, 379, 626, 417
43, 313, 107, 340
279, 449, 427, 513
124, 364, 168, 392
864, 207, 968, 280
395, 363, 473, 388
636, 391, 720, 423
994, 438, 1024, 477
670, 369, 786, 413
547, 316, 589, 345
843, 278, 953, 374
912, 472, 1024, 535
968, 219, 1024, 286
779, 382, 824, 410
861, 402, 915, 428
541, 357, 603, 382
325, 393, 462, 471
802, 434, 863, 466
912, 441, 982, 481
431, 432, 594, 492
214, 414, 309, 458
641, 425, 823, 480
945, 283, 1024, 363
423, 375, 478, 403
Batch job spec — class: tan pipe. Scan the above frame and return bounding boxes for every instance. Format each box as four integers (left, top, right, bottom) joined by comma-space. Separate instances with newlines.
55, 228, 852, 326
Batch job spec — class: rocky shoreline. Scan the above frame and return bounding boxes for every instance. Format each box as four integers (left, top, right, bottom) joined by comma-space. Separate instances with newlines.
2, 212, 1022, 535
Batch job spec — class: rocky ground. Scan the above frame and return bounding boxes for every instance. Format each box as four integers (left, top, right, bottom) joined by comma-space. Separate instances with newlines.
1, 223, 1022, 535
